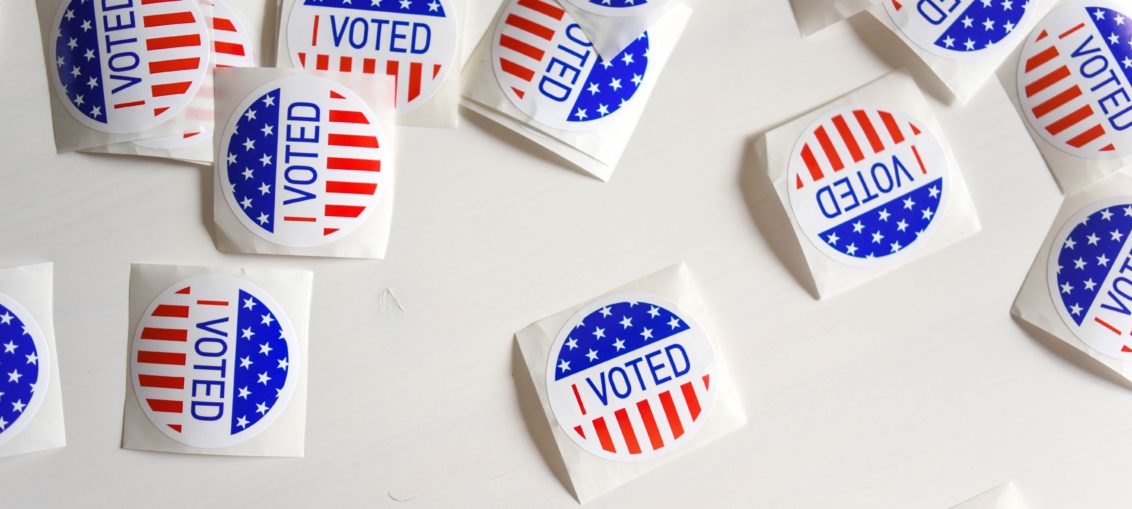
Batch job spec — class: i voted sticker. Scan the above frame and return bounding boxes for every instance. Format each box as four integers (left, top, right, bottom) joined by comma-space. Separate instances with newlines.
51, 0, 211, 134
284, 0, 458, 113
883, 0, 1032, 57
218, 74, 388, 247
134, 0, 257, 151
546, 294, 716, 461
0, 293, 51, 448
131, 274, 299, 449
564, 0, 671, 18
1047, 198, 1132, 359
788, 105, 950, 265
492, 0, 650, 131
1017, 2, 1132, 159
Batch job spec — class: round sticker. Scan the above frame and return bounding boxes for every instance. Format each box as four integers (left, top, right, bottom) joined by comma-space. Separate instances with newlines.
130, 274, 299, 449
1047, 198, 1132, 359
564, 0, 672, 18
284, 0, 459, 113
787, 105, 950, 266
883, 0, 1033, 58
134, 0, 257, 151
1016, 1, 1132, 159
0, 293, 51, 448
218, 74, 389, 247
492, 0, 650, 131
50, 0, 211, 134
545, 294, 717, 461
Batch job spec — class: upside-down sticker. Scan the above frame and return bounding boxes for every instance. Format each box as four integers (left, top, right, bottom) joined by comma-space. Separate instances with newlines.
787, 104, 951, 266
884, 0, 1033, 58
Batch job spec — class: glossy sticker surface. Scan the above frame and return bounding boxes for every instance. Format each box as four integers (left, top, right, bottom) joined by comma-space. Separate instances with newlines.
218, 74, 389, 247
787, 105, 950, 266
1016, 2, 1132, 158
131, 274, 299, 449
51, 0, 211, 133
883, 0, 1033, 58
546, 294, 717, 461
284, 0, 459, 112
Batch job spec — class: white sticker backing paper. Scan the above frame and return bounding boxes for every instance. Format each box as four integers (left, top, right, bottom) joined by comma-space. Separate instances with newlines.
122, 263, 311, 457
759, 71, 981, 299
211, 67, 397, 259
1012, 172, 1132, 383
999, 0, 1132, 193
461, 0, 691, 181
0, 263, 66, 458
515, 263, 746, 503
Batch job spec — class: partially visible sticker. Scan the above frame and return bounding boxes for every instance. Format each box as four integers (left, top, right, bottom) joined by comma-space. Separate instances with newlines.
134, 0, 257, 151
883, 0, 1033, 58
284, 0, 459, 113
50, 0, 211, 133
565, 0, 672, 18
130, 274, 299, 449
787, 104, 951, 266
0, 292, 51, 448
218, 74, 389, 247
1016, 1, 1132, 159
545, 294, 717, 462
1048, 198, 1132, 359
492, 0, 650, 131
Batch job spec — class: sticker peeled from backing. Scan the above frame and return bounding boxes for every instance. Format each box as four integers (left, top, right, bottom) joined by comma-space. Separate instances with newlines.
787, 105, 950, 266
0, 293, 51, 447
131, 274, 299, 449
1016, 1, 1132, 159
564, 0, 672, 18
883, 0, 1032, 57
546, 294, 717, 461
1048, 198, 1132, 359
51, 0, 211, 133
284, 0, 459, 113
134, 0, 257, 151
492, 0, 650, 131
218, 74, 388, 248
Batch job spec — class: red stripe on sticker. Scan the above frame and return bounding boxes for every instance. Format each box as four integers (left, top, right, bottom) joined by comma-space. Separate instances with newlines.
1067, 124, 1106, 148
212, 17, 237, 32
517, 0, 566, 20
637, 399, 664, 450
800, 144, 823, 183
831, 114, 865, 162
505, 14, 554, 41
409, 62, 422, 102
813, 126, 844, 172
325, 205, 366, 217
329, 110, 369, 124
151, 82, 192, 97
146, 34, 201, 51
659, 390, 684, 439
1032, 86, 1083, 118
143, 11, 196, 28
328, 133, 379, 148
878, 111, 905, 145
614, 408, 641, 454
146, 399, 183, 413
140, 327, 187, 342
326, 181, 377, 195
139, 375, 185, 389
327, 157, 381, 171
593, 417, 616, 452
1024, 45, 1059, 72
500, 58, 535, 82
214, 41, 246, 56
499, 34, 545, 61
681, 381, 701, 420
1025, 66, 1071, 97
137, 351, 185, 365
1046, 105, 1094, 135
853, 110, 885, 154
148, 57, 200, 74
152, 305, 189, 318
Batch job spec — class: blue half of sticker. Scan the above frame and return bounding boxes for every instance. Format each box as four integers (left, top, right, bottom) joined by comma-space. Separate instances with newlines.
569, 34, 649, 123
0, 304, 41, 435
303, 0, 447, 17
55, 0, 107, 124
226, 88, 281, 234
1054, 204, 1132, 326
1089, 6, 1132, 85
231, 290, 289, 435
931, 0, 1028, 52
817, 177, 944, 259
553, 301, 689, 381
587, 0, 650, 8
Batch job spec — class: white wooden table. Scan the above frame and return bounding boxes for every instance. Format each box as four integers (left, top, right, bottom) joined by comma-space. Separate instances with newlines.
1, 0, 1121, 507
